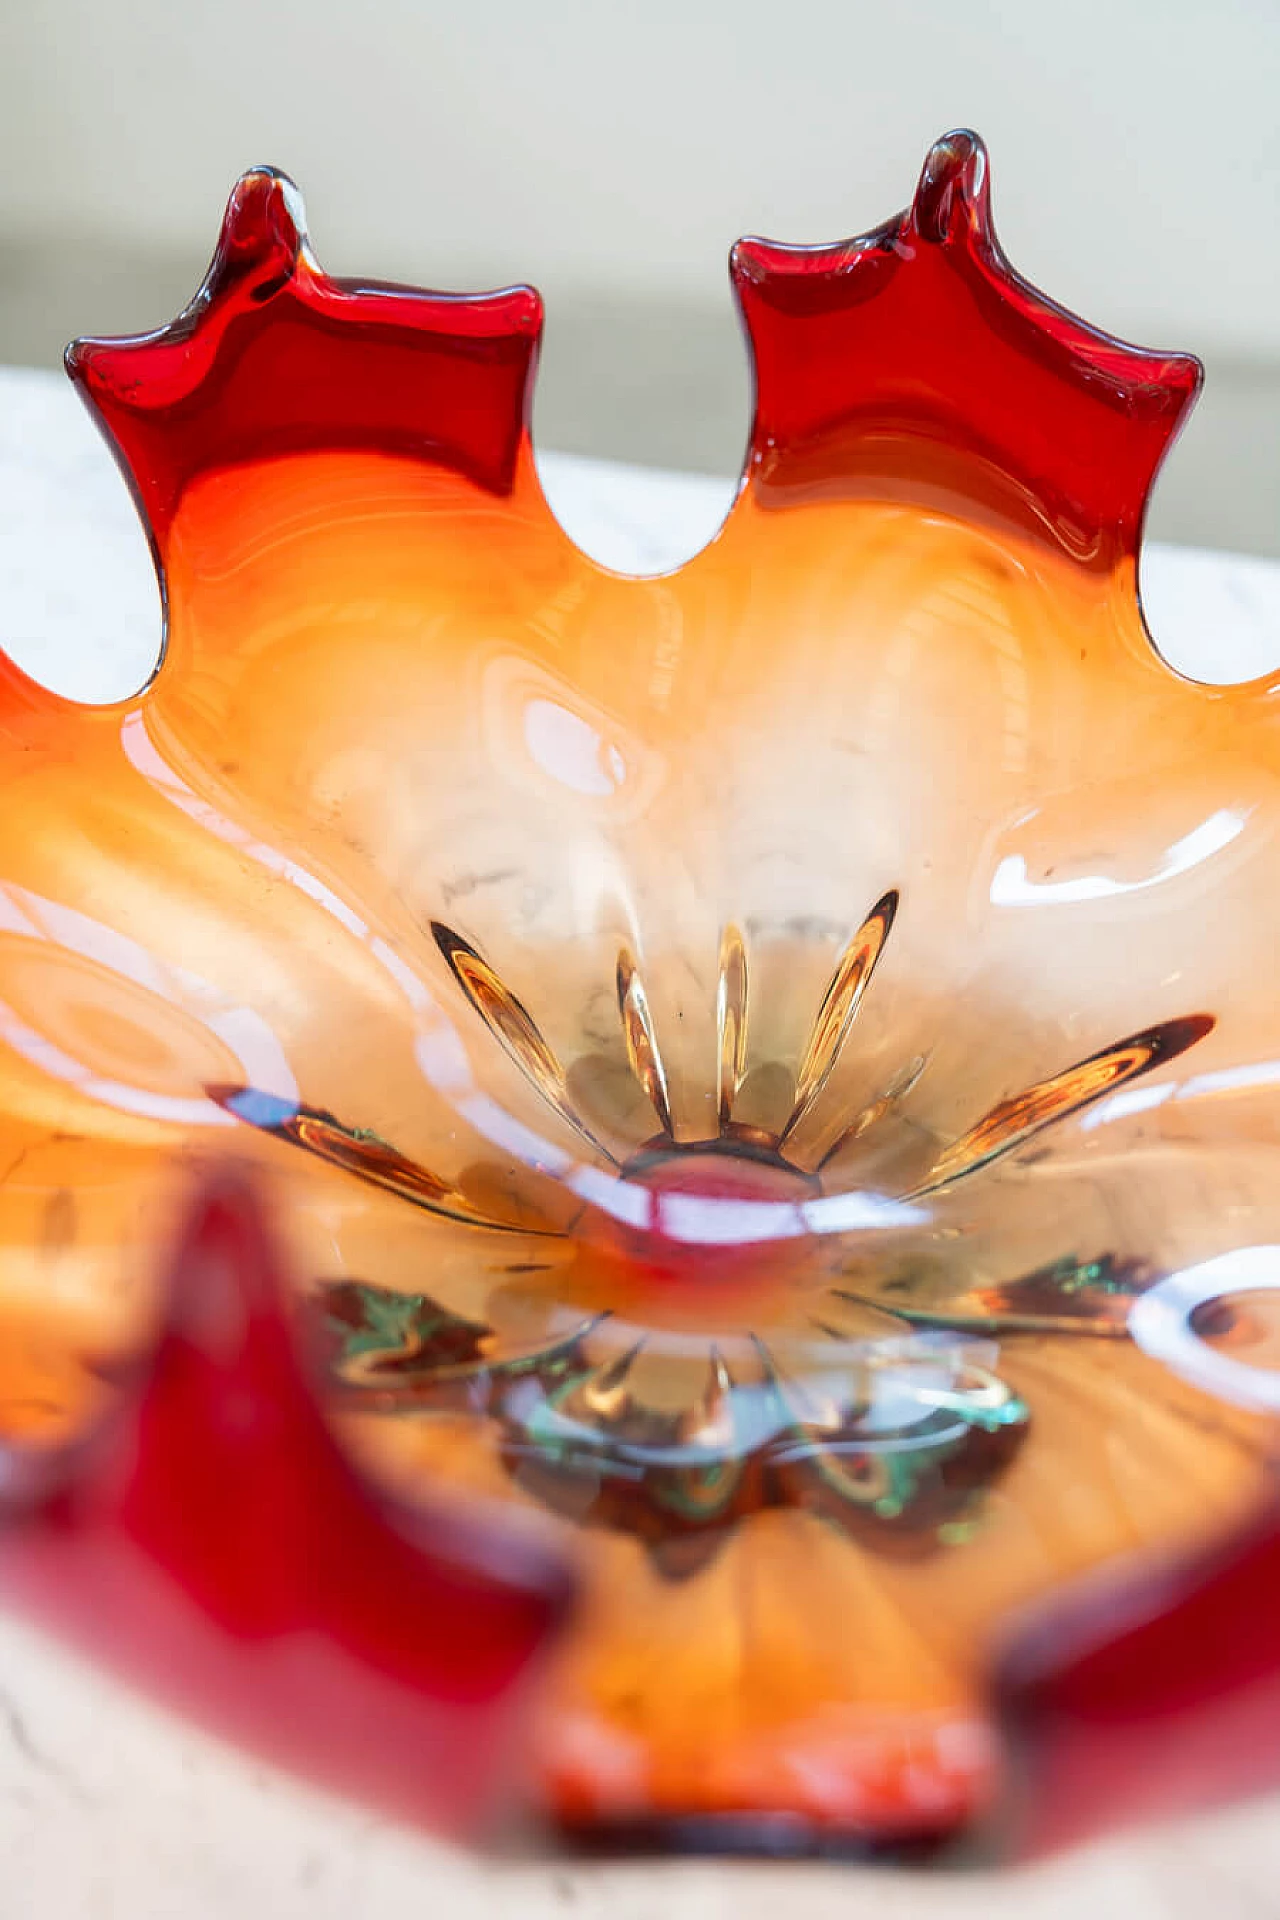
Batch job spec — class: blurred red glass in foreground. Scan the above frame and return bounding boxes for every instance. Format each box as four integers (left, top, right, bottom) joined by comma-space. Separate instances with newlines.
0, 129, 1278, 1857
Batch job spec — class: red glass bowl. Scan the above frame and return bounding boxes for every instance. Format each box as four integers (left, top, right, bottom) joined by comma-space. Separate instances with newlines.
0, 129, 1278, 1859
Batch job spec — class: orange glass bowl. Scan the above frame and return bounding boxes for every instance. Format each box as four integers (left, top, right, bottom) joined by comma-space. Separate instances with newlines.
1, 128, 1280, 1857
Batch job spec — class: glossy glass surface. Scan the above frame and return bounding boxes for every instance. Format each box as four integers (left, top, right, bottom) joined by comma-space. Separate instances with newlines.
1, 129, 1279, 1847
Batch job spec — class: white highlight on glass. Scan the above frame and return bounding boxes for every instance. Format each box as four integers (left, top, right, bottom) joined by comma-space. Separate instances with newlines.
0, 882, 295, 1124
523, 697, 626, 796
1130, 1244, 1280, 1412
990, 807, 1247, 906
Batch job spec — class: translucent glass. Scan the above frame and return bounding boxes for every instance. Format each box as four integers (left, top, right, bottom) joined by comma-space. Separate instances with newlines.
1, 129, 1278, 1851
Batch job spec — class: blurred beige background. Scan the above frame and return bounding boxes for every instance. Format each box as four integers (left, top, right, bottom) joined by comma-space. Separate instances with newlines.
0, 0, 1276, 554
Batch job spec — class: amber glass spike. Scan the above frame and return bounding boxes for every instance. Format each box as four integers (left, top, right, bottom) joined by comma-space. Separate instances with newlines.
0, 130, 1278, 1854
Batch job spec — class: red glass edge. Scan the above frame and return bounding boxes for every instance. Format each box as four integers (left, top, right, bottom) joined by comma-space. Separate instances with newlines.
994, 1495, 1280, 1858
0, 1174, 574, 1838
65, 132, 1200, 578
733, 128, 1201, 566
66, 167, 544, 546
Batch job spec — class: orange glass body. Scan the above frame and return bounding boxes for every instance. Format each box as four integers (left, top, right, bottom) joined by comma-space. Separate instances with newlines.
0, 131, 1278, 1854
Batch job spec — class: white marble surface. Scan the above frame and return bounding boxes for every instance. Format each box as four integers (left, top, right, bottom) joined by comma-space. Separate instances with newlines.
1, 363, 1279, 1917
